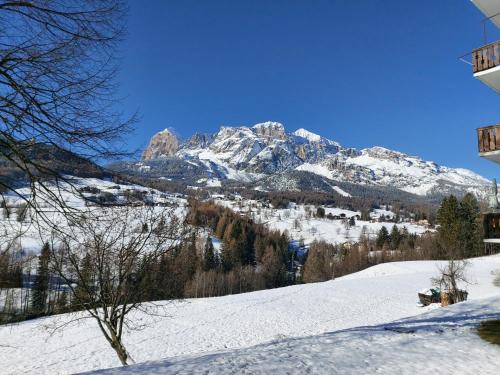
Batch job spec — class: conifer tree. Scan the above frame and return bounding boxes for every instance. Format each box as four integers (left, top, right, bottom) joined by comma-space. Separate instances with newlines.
459, 193, 482, 258
303, 245, 324, 283
254, 235, 267, 263
316, 207, 325, 218
349, 216, 356, 227
220, 238, 234, 271
376, 226, 390, 250
302, 241, 335, 283
174, 233, 198, 291
203, 237, 218, 271
32, 242, 51, 314
215, 214, 228, 239
390, 225, 401, 250
261, 246, 286, 288
436, 195, 462, 258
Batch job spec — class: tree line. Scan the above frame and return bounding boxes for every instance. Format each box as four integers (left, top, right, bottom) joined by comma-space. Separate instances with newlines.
302, 193, 487, 283
0, 193, 486, 323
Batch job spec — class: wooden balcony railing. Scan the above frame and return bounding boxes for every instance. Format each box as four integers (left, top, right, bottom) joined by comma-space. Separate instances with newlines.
478, 125, 500, 153
472, 41, 500, 73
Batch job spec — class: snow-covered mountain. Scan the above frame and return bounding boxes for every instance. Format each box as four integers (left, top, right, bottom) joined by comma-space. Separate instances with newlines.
138, 121, 489, 197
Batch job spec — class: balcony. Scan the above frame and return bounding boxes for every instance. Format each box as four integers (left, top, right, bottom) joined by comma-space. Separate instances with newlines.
471, 0, 500, 28
477, 125, 500, 162
483, 211, 500, 243
472, 42, 500, 93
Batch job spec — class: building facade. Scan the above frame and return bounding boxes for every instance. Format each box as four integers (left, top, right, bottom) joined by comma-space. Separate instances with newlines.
471, 0, 500, 245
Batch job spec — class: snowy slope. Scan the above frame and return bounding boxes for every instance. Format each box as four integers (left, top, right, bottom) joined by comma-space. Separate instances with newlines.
90, 297, 500, 375
1, 256, 500, 374
135, 122, 490, 198
215, 198, 427, 245
0, 176, 187, 255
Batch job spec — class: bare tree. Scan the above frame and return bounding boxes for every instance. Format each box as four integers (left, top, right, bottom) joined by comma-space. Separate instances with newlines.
432, 259, 469, 304
49, 206, 184, 366
0, 0, 135, 212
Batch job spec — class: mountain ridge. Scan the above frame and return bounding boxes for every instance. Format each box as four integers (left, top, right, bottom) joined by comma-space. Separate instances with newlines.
132, 121, 489, 198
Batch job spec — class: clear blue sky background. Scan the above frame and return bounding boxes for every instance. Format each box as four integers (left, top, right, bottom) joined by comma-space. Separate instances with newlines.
118, 0, 500, 179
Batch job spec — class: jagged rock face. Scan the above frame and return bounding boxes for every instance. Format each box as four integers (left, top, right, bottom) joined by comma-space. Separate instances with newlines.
186, 133, 212, 149
253, 121, 287, 139
138, 121, 490, 198
142, 129, 179, 160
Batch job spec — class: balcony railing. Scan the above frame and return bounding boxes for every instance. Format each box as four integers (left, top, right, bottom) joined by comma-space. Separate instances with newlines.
472, 41, 500, 73
478, 125, 500, 153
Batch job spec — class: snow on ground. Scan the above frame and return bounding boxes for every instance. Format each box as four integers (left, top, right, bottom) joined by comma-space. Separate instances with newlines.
180, 148, 263, 182
332, 185, 351, 197
371, 207, 395, 220
295, 162, 334, 180
1, 256, 499, 374
215, 199, 427, 245
205, 178, 222, 187
0, 176, 187, 255
90, 297, 500, 375
293, 128, 324, 143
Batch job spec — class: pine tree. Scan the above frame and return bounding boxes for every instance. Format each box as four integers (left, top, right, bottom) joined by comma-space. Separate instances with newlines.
436, 195, 461, 258
181, 232, 198, 280
243, 223, 256, 265
390, 225, 401, 250
316, 207, 325, 218
220, 238, 234, 271
349, 216, 356, 227
254, 235, 267, 263
376, 226, 389, 250
458, 193, 481, 258
203, 237, 217, 271
32, 242, 50, 314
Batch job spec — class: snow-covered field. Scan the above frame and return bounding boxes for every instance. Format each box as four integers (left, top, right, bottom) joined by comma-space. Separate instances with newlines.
92, 297, 500, 375
1, 256, 499, 374
1, 175, 428, 255
215, 198, 429, 245
0, 177, 186, 255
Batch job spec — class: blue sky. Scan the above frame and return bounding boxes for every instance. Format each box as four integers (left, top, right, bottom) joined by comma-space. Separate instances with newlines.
119, 0, 500, 178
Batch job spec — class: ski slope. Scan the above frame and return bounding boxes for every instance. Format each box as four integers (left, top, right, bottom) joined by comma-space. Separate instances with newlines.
1, 256, 500, 374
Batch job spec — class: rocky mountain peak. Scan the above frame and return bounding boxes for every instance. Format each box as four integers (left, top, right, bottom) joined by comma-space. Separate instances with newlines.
142, 128, 179, 160
363, 146, 407, 160
185, 133, 212, 149
293, 128, 322, 142
252, 121, 286, 139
